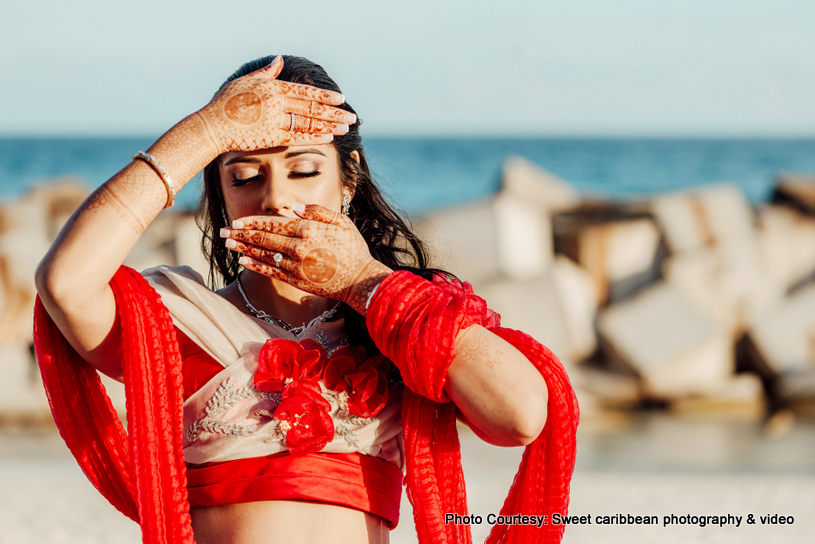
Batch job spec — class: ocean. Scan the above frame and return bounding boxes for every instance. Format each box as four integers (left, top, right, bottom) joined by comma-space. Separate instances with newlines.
2, 137, 815, 214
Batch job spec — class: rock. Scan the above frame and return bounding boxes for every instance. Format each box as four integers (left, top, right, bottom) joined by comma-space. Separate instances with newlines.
748, 283, 815, 373
556, 215, 662, 305
501, 156, 581, 211
654, 185, 779, 327
670, 374, 765, 418
414, 192, 554, 284
756, 205, 815, 293
772, 173, 815, 216
23, 179, 89, 240
477, 256, 597, 364
571, 366, 642, 409
597, 282, 734, 398
0, 342, 49, 414
174, 213, 211, 281
650, 183, 756, 254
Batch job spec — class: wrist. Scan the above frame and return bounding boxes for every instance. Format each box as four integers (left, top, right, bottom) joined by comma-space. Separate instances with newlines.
344, 260, 392, 316
146, 112, 221, 190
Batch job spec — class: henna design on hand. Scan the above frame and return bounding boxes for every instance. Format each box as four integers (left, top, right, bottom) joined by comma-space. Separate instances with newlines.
301, 248, 339, 284
197, 59, 348, 154
225, 205, 393, 314
223, 92, 263, 125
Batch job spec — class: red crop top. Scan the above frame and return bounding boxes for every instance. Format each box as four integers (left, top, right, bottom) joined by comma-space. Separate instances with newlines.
176, 328, 404, 528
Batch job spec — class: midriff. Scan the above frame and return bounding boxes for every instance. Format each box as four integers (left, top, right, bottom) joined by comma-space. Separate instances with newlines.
190, 500, 390, 544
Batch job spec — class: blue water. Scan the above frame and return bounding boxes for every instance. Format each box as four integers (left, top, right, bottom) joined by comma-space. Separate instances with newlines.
2, 137, 815, 215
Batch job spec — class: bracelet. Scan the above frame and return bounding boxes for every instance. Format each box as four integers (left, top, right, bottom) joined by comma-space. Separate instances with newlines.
365, 282, 381, 310
131, 151, 175, 208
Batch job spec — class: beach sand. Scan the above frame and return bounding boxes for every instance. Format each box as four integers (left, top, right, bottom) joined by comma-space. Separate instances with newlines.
1, 420, 812, 544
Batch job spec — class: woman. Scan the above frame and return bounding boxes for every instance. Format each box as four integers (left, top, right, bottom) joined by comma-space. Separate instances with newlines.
33, 55, 577, 544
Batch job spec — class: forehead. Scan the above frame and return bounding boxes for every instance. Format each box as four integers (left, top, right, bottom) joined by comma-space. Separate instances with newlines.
221, 145, 337, 166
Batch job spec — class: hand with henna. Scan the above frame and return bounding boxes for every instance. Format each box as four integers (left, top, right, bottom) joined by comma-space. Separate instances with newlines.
220, 203, 393, 316
195, 56, 357, 153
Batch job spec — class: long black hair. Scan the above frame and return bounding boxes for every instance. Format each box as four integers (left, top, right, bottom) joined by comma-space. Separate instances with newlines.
196, 55, 446, 351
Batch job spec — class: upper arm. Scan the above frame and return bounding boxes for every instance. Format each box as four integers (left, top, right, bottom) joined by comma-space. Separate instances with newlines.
35, 270, 124, 381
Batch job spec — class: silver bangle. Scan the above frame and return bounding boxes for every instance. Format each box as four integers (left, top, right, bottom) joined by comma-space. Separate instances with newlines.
132, 151, 175, 208
365, 282, 382, 310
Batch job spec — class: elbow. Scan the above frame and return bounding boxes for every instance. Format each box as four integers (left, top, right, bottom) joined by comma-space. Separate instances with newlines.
510, 406, 547, 447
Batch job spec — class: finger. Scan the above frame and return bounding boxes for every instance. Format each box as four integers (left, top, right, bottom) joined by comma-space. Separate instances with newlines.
249, 55, 284, 79
292, 202, 343, 225
230, 217, 303, 236
239, 255, 295, 284
290, 113, 348, 136
283, 97, 357, 124
276, 81, 344, 105
226, 239, 296, 271
282, 132, 335, 146
228, 229, 297, 253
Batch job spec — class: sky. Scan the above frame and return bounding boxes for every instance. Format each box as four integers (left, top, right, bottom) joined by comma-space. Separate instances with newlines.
1, 0, 814, 137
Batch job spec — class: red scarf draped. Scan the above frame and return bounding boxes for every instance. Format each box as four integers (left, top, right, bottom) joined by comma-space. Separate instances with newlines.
33, 266, 577, 544
366, 271, 579, 544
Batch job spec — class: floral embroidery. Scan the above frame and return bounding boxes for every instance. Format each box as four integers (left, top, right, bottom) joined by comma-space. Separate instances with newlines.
323, 345, 389, 418
186, 339, 391, 456
254, 338, 327, 394
186, 377, 257, 443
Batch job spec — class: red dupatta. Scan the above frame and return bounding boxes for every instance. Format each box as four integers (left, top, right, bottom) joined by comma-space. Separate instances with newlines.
33, 266, 194, 544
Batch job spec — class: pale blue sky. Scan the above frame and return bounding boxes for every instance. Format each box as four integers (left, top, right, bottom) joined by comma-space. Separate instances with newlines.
1, 0, 813, 136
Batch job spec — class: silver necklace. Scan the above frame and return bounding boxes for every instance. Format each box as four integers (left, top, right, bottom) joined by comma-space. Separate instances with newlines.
235, 273, 341, 338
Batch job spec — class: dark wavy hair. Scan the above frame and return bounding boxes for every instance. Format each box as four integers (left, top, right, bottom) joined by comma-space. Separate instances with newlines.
196, 55, 444, 350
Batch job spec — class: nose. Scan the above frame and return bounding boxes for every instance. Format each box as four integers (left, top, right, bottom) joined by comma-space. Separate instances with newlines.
260, 173, 292, 215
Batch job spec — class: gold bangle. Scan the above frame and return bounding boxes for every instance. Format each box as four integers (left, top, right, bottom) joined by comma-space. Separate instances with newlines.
131, 151, 175, 208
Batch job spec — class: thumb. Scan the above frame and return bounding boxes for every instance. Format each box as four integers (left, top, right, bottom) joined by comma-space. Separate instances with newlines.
292, 202, 342, 225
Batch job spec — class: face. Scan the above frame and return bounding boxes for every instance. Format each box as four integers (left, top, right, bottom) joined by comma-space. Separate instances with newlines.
219, 144, 352, 222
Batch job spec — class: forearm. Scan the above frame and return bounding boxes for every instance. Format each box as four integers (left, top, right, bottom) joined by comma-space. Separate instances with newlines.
35, 113, 217, 360
445, 325, 548, 447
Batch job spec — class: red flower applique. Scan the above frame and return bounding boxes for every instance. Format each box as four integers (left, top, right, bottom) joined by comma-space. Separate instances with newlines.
254, 338, 327, 394
274, 378, 334, 455
323, 345, 389, 418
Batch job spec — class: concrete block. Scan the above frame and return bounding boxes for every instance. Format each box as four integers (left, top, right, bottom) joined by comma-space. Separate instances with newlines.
501, 155, 581, 211
571, 367, 642, 408
670, 374, 765, 417
598, 282, 734, 398
24, 179, 89, 240
174, 213, 211, 281
414, 192, 554, 285
756, 205, 815, 292
650, 183, 756, 255
477, 256, 597, 363
413, 200, 500, 285
748, 283, 815, 373
0, 342, 49, 413
557, 218, 661, 304
772, 173, 815, 216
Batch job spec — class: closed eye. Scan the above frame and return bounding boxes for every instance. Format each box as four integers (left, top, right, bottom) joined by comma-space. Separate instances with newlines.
289, 171, 320, 179
231, 175, 262, 187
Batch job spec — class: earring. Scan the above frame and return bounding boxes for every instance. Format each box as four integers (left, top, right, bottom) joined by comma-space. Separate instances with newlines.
341, 193, 351, 216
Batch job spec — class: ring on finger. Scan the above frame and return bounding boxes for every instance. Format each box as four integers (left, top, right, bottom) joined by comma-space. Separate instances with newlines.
289, 112, 295, 132
273, 252, 283, 266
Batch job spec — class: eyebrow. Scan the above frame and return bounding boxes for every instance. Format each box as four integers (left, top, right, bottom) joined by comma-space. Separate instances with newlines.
223, 148, 327, 166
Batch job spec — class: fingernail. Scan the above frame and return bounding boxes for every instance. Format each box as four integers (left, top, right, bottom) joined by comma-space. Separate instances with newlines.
337, 93, 346, 103
238, 256, 251, 266
292, 202, 306, 214
225, 239, 237, 249
348, 113, 357, 124
232, 220, 245, 229
219, 228, 230, 238
339, 124, 349, 134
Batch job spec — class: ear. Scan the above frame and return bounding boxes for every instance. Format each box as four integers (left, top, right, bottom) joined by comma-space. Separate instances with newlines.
345, 150, 361, 200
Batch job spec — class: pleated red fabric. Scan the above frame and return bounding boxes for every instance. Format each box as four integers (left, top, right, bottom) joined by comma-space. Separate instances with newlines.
366, 271, 579, 544
33, 266, 194, 544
